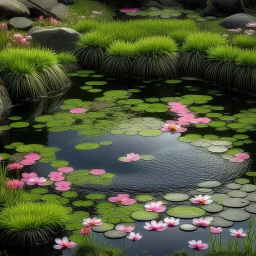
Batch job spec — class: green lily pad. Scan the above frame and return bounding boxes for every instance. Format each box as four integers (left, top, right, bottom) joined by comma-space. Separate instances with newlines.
92, 223, 114, 233
167, 206, 205, 219
235, 178, 250, 185
164, 193, 189, 202
226, 183, 242, 190
221, 198, 250, 208
210, 217, 234, 228
62, 191, 78, 198
219, 209, 250, 222
75, 143, 100, 150
201, 203, 223, 213
165, 80, 182, 84
51, 160, 69, 168
245, 204, 256, 214
73, 200, 94, 207
0, 126, 11, 131
86, 193, 106, 200
131, 210, 159, 221
30, 188, 48, 194
99, 141, 112, 146
10, 122, 29, 128
135, 195, 154, 202
208, 146, 228, 153
197, 181, 221, 188
140, 155, 155, 161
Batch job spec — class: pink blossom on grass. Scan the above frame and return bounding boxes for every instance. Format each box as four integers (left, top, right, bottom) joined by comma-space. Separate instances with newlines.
55, 181, 71, 191
127, 232, 142, 241
115, 224, 135, 233
69, 107, 87, 114
120, 8, 140, 13
53, 237, 77, 249
5, 179, 24, 189
38, 15, 44, 22
247, 22, 256, 27
228, 28, 242, 33
192, 217, 213, 227
19, 159, 36, 166
24, 153, 41, 160
164, 217, 180, 227
0, 23, 7, 31
190, 195, 213, 205
22, 172, 38, 182
188, 240, 208, 250
108, 194, 136, 205
210, 227, 223, 234
26, 177, 47, 186
144, 220, 167, 231
90, 169, 106, 175
83, 217, 102, 227
58, 167, 73, 173
122, 153, 141, 162
7, 163, 24, 170
49, 17, 59, 25
144, 201, 166, 213
230, 228, 247, 238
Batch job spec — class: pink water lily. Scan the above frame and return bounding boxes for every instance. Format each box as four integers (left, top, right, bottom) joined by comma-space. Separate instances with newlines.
7, 163, 23, 170
230, 228, 247, 238
83, 217, 102, 227
24, 153, 41, 160
53, 237, 77, 249
90, 169, 106, 175
230, 157, 244, 163
69, 107, 87, 114
127, 232, 142, 241
192, 217, 213, 227
144, 201, 166, 213
26, 177, 47, 186
19, 159, 35, 165
188, 240, 208, 250
190, 195, 213, 205
55, 181, 71, 191
164, 217, 180, 227
22, 172, 38, 182
161, 122, 187, 133
0, 155, 2, 161
48, 171, 65, 181
108, 194, 136, 205
115, 224, 135, 233
210, 227, 223, 234
120, 8, 140, 13
122, 153, 141, 162
235, 152, 250, 160
192, 117, 211, 124
5, 179, 24, 189
144, 220, 167, 232
58, 167, 73, 173
80, 226, 92, 235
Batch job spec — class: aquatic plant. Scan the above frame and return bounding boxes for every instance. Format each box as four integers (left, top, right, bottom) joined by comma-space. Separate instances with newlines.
188, 240, 208, 250
205, 45, 240, 88
180, 33, 228, 77
76, 32, 112, 70
164, 217, 180, 227
190, 195, 213, 205
127, 232, 142, 242
144, 220, 167, 231
53, 237, 77, 249
233, 34, 256, 49
108, 194, 136, 205
144, 201, 166, 213
234, 49, 256, 94
0, 202, 69, 245
57, 52, 80, 73
102, 41, 135, 77
131, 37, 178, 80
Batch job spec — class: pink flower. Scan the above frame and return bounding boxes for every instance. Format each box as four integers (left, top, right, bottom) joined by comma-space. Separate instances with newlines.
108, 194, 136, 205
228, 28, 242, 33
7, 163, 24, 170
192, 217, 213, 227
230, 228, 247, 238
19, 159, 35, 166
26, 35, 32, 41
69, 107, 87, 114
161, 122, 187, 133
21, 172, 38, 182
90, 169, 106, 175
210, 227, 223, 234
192, 117, 211, 124
122, 153, 141, 162
24, 153, 41, 160
49, 17, 59, 25
53, 237, 77, 249
5, 179, 24, 189
190, 195, 213, 205
244, 29, 255, 35
164, 217, 180, 227
26, 177, 47, 186
55, 181, 71, 191
83, 217, 102, 227
144, 201, 166, 213
48, 171, 65, 181
247, 22, 256, 27
127, 232, 142, 241
230, 157, 244, 163
80, 226, 92, 235
235, 152, 250, 160
0, 23, 7, 31
0, 155, 3, 161
120, 8, 140, 13
188, 240, 208, 250
13, 34, 23, 41
38, 15, 44, 22
115, 224, 135, 233
144, 220, 167, 232
58, 167, 73, 173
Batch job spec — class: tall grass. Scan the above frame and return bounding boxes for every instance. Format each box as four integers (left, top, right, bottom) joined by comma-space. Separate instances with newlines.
73, 20, 100, 34
57, 52, 80, 73
233, 34, 256, 49
0, 202, 70, 245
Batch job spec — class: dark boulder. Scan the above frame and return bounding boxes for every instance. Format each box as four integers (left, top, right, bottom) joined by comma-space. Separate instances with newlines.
0, 0, 30, 18
212, 0, 242, 14
8, 17, 33, 31
220, 13, 256, 28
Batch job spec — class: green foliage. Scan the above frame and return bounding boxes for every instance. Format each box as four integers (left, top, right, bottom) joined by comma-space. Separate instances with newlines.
207, 45, 240, 61
57, 52, 79, 73
0, 31, 9, 51
77, 32, 112, 49
235, 49, 256, 66
73, 20, 100, 33
0, 202, 69, 245
233, 34, 256, 49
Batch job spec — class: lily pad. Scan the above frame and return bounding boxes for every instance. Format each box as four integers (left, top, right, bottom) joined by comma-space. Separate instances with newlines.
138, 130, 163, 137
75, 143, 100, 150
211, 194, 230, 204
99, 141, 112, 146
221, 198, 250, 208
10, 122, 29, 128
226, 183, 242, 190
235, 178, 250, 185
219, 209, 250, 222
62, 191, 78, 198
92, 223, 114, 233
240, 184, 256, 192
197, 181, 221, 188
104, 230, 127, 239
245, 193, 256, 202
201, 203, 223, 213
227, 190, 248, 198
131, 210, 158, 221
140, 155, 155, 161
164, 193, 189, 202
245, 204, 256, 214
135, 195, 154, 202
51, 160, 69, 168
179, 224, 197, 232
210, 217, 234, 228
166, 206, 205, 219
208, 146, 228, 153
86, 193, 106, 200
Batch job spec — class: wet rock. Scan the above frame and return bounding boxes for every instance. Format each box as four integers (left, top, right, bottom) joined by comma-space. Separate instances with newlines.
8, 17, 33, 31
58, 0, 75, 5
220, 13, 256, 28
0, 0, 30, 18
50, 3, 69, 20
212, 0, 242, 14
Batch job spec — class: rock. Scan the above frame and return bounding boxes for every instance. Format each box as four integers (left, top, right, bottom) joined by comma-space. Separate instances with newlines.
158, 0, 183, 7
27, 25, 45, 34
30, 27, 80, 52
212, 0, 242, 14
18, 0, 58, 17
50, 3, 69, 20
58, 0, 75, 5
143, 1, 163, 9
220, 13, 256, 29
8, 17, 33, 31
0, 0, 30, 18
202, 4, 218, 17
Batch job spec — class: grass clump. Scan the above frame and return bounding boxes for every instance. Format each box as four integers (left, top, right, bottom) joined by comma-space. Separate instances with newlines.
205, 45, 240, 88
102, 41, 136, 77
73, 19, 100, 34
57, 52, 80, 73
0, 202, 70, 245
180, 32, 228, 77
131, 36, 178, 80
233, 34, 256, 49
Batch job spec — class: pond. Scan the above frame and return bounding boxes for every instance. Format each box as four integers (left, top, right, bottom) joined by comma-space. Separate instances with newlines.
0, 72, 256, 256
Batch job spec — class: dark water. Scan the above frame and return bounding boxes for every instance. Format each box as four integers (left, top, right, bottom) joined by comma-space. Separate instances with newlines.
1, 75, 256, 256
